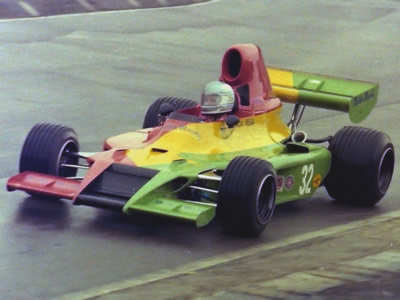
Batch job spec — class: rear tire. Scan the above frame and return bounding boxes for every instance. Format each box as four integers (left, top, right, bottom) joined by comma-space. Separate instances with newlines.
217, 156, 276, 236
20, 123, 79, 176
325, 126, 394, 206
142, 96, 198, 128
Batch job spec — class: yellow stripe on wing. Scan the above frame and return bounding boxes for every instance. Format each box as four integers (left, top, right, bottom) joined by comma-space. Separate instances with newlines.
267, 68, 299, 103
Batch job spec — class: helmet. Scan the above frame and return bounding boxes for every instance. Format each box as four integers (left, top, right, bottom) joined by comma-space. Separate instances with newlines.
201, 81, 235, 115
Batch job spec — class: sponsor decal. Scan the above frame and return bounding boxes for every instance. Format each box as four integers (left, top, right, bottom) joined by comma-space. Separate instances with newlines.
219, 117, 254, 138
179, 125, 201, 140
244, 118, 255, 126
276, 176, 284, 192
312, 173, 322, 188
284, 175, 295, 190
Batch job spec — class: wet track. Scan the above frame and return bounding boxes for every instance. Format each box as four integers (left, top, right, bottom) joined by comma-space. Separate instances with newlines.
0, 0, 211, 18
1, 0, 400, 298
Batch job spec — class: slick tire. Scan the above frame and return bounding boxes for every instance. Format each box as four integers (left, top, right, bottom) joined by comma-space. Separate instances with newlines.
142, 96, 198, 128
325, 126, 394, 206
20, 123, 80, 178
217, 156, 276, 236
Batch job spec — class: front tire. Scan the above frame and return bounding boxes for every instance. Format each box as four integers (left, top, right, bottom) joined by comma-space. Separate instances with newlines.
20, 123, 79, 178
217, 156, 276, 236
325, 126, 395, 206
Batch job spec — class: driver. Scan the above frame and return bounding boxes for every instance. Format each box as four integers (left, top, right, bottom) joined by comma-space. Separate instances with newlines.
201, 81, 235, 117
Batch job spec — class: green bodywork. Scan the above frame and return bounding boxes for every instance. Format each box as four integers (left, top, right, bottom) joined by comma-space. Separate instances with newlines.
122, 143, 331, 227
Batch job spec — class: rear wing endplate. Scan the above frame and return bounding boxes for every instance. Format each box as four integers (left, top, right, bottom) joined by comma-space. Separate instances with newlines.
268, 67, 379, 123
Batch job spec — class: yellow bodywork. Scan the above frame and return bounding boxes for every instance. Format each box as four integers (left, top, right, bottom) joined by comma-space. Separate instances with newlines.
126, 107, 291, 167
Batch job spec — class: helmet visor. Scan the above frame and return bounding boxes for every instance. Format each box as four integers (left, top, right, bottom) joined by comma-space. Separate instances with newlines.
201, 93, 234, 114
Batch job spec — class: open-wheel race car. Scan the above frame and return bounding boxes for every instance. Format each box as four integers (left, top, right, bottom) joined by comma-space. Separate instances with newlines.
7, 44, 395, 236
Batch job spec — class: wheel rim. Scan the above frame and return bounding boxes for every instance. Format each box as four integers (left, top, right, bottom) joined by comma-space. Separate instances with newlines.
378, 147, 394, 194
256, 174, 276, 224
57, 139, 79, 177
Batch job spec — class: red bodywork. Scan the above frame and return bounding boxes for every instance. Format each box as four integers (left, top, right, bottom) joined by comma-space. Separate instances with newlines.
220, 44, 278, 117
7, 44, 281, 200
7, 172, 81, 199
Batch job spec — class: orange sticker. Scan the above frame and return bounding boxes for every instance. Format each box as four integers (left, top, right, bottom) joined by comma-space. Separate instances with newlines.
312, 173, 322, 188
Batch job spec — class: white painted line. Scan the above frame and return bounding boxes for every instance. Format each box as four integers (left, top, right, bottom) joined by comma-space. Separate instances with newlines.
343, 251, 400, 272
76, 0, 95, 11
17, 1, 40, 17
55, 209, 400, 300
255, 272, 343, 294
0, 0, 222, 23
308, 267, 375, 283
127, 0, 142, 7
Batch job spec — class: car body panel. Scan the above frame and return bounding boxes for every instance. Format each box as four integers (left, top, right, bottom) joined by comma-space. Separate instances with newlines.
120, 142, 330, 227
271, 144, 331, 204
125, 107, 291, 167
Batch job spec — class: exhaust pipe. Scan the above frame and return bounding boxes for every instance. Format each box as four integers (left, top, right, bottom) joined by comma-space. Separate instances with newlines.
291, 131, 307, 143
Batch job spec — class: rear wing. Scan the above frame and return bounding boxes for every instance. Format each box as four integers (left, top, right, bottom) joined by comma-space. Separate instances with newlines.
268, 67, 379, 123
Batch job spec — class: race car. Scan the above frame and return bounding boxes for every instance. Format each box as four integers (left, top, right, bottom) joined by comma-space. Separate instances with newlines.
7, 44, 395, 236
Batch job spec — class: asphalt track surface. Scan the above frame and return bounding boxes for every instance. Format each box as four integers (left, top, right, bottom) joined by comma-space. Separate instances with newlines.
0, 0, 211, 19
0, 0, 399, 299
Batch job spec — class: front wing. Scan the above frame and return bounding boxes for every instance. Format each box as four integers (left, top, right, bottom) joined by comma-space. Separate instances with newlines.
7, 161, 217, 227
